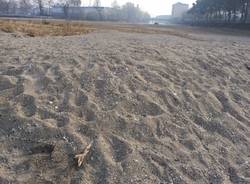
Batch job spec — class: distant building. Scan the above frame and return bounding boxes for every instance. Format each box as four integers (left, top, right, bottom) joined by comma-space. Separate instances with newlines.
172, 2, 189, 18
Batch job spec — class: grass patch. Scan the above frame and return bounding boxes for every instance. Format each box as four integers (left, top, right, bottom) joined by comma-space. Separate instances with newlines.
0, 19, 194, 39
0, 20, 95, 37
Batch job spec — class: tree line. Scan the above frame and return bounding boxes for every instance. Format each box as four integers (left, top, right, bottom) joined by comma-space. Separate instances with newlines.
0, 0, 150, 23
188, 0, 250, 24
106, 1, 150, 22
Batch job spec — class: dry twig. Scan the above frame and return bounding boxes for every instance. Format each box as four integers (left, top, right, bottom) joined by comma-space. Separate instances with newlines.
75, 142, 93, 167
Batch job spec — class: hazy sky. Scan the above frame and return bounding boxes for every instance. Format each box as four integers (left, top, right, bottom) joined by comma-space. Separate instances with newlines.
82, 0, 196, 16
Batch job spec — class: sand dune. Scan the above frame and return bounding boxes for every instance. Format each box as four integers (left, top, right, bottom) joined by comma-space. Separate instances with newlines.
0, 24, 250, 184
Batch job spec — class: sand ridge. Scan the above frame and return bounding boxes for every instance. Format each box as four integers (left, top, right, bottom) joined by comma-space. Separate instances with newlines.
0, 26, 250, 183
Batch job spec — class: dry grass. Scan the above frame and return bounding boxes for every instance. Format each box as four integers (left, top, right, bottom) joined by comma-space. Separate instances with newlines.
1, 19, 249, 39
0, 20, 95, 37
0, 19, 195, 39
0, 19, 198, 40
0, 20, 197, 39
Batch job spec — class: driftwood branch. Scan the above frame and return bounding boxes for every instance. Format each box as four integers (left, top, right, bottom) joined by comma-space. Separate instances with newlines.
75, 141, 93, 167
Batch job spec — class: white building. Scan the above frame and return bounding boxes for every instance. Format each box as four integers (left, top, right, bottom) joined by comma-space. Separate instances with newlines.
172, 2, 189, 18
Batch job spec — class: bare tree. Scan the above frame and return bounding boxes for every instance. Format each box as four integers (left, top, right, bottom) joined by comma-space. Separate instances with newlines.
122, 2, 137, 22
33, 0, 45, 15
0, 0, 9, 13
111, 0, 118, 8
19, 0, 32, 14
63, 2, 69, 18
58, 0, 70, 18
6, 0, 18, 14
48, 0, 53, 15
93, 0, 100, 7
69, 0, 80, 7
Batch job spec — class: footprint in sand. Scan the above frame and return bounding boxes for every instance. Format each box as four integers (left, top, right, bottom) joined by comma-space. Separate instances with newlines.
19, 94, 37, 117
75, 90, 88, 106
108, 135, 133, 162
0, 76, 15, 91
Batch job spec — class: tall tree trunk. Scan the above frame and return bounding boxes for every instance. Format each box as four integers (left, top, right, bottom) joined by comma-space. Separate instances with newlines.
228, 11, 232, 23
243, 2, 249, 23
224, 11, 227, 23
233, 7, 237, 23
38, 0, 43, 16
240, 8, 244, 22
241, 0, 247, 23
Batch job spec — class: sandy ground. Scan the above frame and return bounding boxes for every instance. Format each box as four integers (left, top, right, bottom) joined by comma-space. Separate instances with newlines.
0, 23, 250, 184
